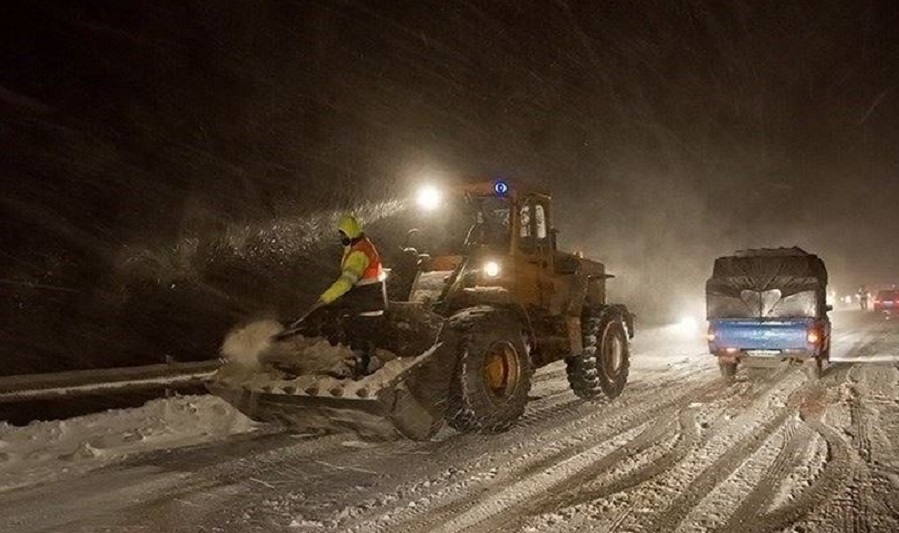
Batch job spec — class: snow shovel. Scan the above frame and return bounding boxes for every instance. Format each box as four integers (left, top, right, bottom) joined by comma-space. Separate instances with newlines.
272, 300, 326, 341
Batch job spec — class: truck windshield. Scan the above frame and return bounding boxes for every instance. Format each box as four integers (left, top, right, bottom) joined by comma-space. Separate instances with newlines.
465, 196, 511, 250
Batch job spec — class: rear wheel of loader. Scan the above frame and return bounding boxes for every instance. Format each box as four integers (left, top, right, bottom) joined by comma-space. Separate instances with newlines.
566, 312, 630, 400
446, 312, 532, 433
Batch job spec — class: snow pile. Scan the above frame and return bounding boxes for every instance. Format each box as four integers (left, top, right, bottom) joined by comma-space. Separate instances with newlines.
262, 336, 359, 377
221, 320, 356, 376
214, 343, 441, 398
0, 395, 256, 492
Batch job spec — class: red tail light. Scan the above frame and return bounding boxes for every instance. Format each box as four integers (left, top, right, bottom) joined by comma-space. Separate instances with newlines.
807, 329, 820, 344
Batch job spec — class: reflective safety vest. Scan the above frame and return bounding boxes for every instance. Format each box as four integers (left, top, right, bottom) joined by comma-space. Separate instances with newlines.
345, 237, 383, 284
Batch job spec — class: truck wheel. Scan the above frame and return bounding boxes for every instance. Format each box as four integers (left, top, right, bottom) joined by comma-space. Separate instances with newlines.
718, 360, 738, 382
566, 312, 630, 400
446, 311, 532, 433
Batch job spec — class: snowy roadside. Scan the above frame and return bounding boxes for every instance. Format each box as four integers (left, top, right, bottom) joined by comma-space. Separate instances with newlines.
0, 395, 256, 492
0, 324, 704, 496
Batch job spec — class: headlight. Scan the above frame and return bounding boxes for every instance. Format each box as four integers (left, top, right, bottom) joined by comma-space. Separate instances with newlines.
416, 185, 443, 211
676, 315, 698, 334
483, 261, 501, 278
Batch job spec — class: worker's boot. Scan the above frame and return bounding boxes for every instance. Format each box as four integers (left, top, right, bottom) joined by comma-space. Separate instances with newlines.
353, 342, 385, 378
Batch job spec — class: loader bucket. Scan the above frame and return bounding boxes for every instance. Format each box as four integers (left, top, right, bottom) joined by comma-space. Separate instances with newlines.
207, 344, 448, 440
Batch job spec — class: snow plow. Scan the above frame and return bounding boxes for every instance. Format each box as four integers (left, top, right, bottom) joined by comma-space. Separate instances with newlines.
208, 178, 636, 440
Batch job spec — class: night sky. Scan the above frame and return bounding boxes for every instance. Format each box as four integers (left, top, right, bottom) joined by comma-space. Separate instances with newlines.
2, 0, 898, 374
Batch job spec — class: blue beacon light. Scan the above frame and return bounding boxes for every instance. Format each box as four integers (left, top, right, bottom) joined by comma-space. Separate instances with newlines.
494, 180, 510, 196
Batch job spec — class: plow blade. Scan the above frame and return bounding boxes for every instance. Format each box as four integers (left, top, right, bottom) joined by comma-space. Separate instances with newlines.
207, 382, 439, 440
207, 346, 449, 441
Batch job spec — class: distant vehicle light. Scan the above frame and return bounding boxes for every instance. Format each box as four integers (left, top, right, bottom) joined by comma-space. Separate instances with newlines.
483, 261, 501, 278
416, 185, 443, 211
706, 331, 716, 342
493, 180, 510, 196
675, 315, 699, 335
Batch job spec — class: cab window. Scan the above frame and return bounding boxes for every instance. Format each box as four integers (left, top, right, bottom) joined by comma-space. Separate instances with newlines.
519, 204, 531, 238
535, 204, 547, 240
519, 203, 535, 252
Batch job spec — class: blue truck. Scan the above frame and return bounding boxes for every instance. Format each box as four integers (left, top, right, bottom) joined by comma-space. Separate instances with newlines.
705, 248, 831, 380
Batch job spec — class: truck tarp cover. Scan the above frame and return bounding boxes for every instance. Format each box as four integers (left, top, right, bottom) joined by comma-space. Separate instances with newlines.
706, 248, 827, 319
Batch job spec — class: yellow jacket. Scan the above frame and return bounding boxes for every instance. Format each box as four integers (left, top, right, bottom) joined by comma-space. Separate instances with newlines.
320, 247, 372, 303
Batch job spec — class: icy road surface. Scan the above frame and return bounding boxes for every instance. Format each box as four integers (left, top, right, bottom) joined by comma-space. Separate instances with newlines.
3, 313, 899, 533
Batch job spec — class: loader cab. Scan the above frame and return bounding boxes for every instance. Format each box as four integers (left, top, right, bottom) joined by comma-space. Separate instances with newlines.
457, 181, 557, 309
408, 178, 562, 312
462, 182, 555, 253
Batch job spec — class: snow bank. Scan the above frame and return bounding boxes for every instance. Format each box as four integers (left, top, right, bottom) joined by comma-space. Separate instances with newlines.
0, 395, 256, 492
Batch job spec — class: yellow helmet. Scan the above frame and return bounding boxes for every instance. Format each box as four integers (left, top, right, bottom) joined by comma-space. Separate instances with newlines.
337, 214, 363, 239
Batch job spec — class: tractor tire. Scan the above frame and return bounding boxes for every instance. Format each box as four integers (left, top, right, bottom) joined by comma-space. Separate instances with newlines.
719, 360, 738, 382
445, 309, 532, 433
566, 311, 630, 400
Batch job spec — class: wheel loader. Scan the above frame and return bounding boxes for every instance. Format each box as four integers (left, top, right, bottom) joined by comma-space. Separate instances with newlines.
208, 178, 635, 440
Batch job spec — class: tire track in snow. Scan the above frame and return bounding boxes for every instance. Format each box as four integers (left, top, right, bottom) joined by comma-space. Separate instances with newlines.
640, 386, 809, 533
846, 365, 875, 533
420, 422, 665, 533
843, 361, 899, 531
824, 327, 899, 533
458, 412, 682, 533
721, 420, 813, 530
384, 368, 783, 533
355, 372, 725, 533
512, 367, 801, 533
499, 408, 701, 533
727, 366, 857, 533
333, 365, 714, 533
862, 360, 899, 523
494, 369, 796, 532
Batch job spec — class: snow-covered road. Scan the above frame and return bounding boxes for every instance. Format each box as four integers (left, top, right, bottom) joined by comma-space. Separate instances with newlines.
3, 312, 899, 533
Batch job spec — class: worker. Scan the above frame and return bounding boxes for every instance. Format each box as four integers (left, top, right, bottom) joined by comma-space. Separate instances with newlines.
858, 285, 869, 311
314, 214, 386, 314
296, 215, 387, 374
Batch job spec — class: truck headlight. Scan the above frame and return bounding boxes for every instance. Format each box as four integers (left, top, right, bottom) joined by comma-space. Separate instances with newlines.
483, 261, 501, 278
